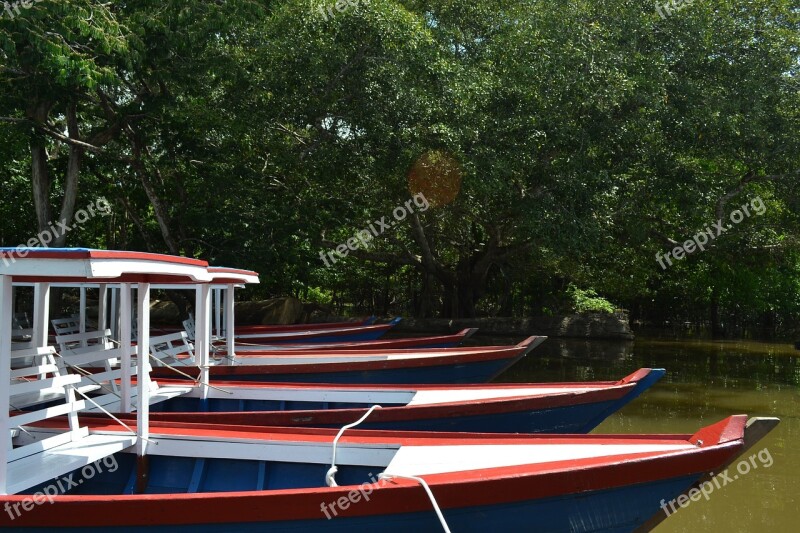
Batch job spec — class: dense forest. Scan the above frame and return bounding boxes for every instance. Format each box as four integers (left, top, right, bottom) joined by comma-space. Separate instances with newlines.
1, 1, 798, 338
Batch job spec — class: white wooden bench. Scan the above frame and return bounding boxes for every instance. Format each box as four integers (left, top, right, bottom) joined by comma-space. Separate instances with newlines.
149, 331, 196, 367
51, 316, 82, 337
5, 345, 137, 495
6, 433, 137, 494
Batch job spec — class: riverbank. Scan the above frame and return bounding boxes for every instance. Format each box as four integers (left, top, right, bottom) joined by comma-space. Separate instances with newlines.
393, 312, 635, 340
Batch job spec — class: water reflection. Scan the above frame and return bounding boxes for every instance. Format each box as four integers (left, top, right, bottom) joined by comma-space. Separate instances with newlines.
492, 336, 799, 532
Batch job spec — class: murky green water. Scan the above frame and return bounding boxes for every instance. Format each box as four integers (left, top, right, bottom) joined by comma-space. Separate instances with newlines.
495, 337, 799, 532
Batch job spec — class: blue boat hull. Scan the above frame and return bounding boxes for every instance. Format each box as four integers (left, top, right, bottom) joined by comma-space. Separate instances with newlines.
259, 330, 389, 343
152, 396, 623, 433
11, 451, 698, 533
213, 357, 519, 384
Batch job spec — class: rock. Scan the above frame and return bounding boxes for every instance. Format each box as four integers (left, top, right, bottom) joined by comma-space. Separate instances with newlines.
148, 296, 304, 326
150, 300, 182, 324
393, 311, 634, 340
235, 297, 304, 325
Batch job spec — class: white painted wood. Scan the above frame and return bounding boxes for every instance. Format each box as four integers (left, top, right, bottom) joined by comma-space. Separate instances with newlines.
8, 346, 56, 362
119, 284, 132, 413
56, 329, 112, 347
110, 286, 119, 341
384, 443, 697, 478
32, 282, 50, 349
10, 363, 59, 379
190, 386, 417, 405
9, 384, 101, 411
195, 284, 211, 399
0, 257, 212, 283
10, 374, 82, 397
235, 326, 358, 339
6, 433, 136, 494
213, 287, 222, 338
55, 345, 123, 368
8, 427, 90, 462
97, 284, 108, 334
0, 274, 13, 494
136, 283, 150, 456
9, 399, 88, 427
225, 284, 235, 364
82, 385, 193, 413
149, 332, 195, 366
51, 316, 81, 336
407, 386, 608, 406
230, 353, 433, 365
148, 434, 396, 467
79, 287, 87, 341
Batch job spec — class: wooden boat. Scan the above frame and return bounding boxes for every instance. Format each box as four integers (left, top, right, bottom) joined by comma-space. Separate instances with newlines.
229, 328, 477, 351
152, 317, 377, 337
150, 337, 547, 384
232, 317, 403, 344
97, 368, 665, 434
2, 415, 779, 531
234, 316, 376, 334
1, 248, 780, 532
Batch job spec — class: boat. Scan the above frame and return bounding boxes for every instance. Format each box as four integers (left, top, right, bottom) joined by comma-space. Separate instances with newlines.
229, 328, 477, 351
2, 415, 779, 531
234, 316, 377, 333
151, 317, 377, 338
232, 317, 403, 344
100, 368, 666, 434
27, 322, 649, 434
0, 248, 780, 531
149, 337, 547, 384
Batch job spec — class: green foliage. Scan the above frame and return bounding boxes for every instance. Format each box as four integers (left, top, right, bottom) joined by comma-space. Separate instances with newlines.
1, 0, 798, 335
566, 284, 618, 314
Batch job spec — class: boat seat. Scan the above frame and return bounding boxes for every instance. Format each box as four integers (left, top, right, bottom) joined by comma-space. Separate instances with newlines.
150, 331, 196, 367
6, 433, 137, 494
82, 384, 194, 413
10, 384, 101, 410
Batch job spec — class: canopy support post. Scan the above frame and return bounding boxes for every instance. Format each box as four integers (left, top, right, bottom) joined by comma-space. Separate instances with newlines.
195, 284, 211, 398
225, 284, 235, 365
0, 275, 12, 495
136, 283, 151, 456
120, 284, 133, 414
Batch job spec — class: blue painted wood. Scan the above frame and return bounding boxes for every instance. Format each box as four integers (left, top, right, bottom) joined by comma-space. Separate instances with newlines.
12, 455, 699, 533
221, 357, 516, 384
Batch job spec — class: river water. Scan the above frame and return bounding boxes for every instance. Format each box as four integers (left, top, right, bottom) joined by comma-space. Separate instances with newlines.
494, 337, 799, 532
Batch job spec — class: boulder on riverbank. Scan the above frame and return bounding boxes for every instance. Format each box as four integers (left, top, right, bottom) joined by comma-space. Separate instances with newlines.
393, 311, 634, 340
149, 297, 304, 325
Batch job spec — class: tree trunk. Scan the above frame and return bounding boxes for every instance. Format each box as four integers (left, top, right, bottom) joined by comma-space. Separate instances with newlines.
54, 103, 82, 247
28, 100, 53, 235
710, 286, 723, 338
128, 132, 181, 255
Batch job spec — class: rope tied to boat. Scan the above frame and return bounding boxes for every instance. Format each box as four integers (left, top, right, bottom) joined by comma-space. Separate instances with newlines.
73, 388, 157, 445
378, 473, 452, 533
325, 404, 382, 487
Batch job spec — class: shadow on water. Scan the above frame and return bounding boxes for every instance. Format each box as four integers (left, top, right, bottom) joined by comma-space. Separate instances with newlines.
489, 336, 800, 532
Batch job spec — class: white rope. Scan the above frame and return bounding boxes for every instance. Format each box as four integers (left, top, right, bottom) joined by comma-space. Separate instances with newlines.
325, 404, 382, 487
74, 388, 157, 444
378, 473, 452, 533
